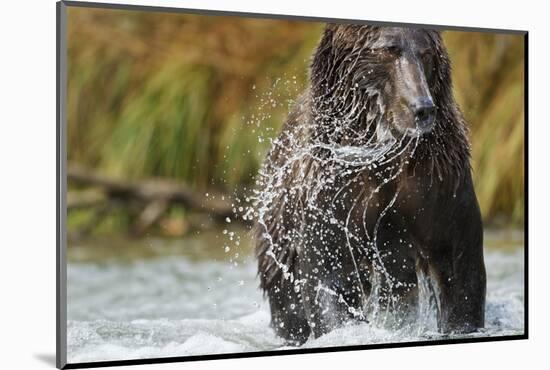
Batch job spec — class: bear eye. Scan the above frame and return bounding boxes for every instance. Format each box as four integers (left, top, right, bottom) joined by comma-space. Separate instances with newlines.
420, 52, 435, 81
384, 46, 401, 55
372, 46, 400, 60
421, 52, 433, 64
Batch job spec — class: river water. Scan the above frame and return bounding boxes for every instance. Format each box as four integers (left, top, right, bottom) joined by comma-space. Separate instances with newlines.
66, 228, 525, 364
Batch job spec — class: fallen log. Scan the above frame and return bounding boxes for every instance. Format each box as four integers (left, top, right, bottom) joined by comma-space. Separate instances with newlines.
67, 165, 244, 237
67, 189, 108, 210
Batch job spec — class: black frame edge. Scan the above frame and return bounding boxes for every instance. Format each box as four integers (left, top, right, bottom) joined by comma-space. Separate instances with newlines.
523, 32, 529, 339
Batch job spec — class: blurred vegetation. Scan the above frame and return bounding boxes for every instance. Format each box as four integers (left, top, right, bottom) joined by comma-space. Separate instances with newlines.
445, 32, 525, 224
67, 8, 524, 237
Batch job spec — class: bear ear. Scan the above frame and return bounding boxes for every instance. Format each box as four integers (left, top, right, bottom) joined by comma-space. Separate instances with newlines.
322, 23, 339, 42
427, 29, 443, 41
325, 23, 340, 32
324, 23, 365, 49
317, 24, 336, 51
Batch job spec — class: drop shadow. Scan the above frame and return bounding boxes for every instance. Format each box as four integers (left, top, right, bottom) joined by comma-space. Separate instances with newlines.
34, 353, 57, 367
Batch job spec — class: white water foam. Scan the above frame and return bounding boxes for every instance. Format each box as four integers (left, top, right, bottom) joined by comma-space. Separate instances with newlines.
66, 248, 524, 363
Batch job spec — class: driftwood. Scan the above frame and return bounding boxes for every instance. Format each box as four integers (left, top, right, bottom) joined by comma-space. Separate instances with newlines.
67, 165, 240, 237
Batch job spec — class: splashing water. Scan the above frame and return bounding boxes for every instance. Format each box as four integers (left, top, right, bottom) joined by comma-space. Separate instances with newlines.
66, 238, 524, 363
245, 70, 435, 333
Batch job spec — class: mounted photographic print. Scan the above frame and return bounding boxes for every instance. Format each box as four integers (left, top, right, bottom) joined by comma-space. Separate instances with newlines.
56, 1, 527, 368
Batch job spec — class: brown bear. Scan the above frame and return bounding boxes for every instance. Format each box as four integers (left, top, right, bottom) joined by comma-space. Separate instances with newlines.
253, 24, 486, 344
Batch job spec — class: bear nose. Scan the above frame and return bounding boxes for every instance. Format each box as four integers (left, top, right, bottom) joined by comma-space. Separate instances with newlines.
414, 98, 436, 130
